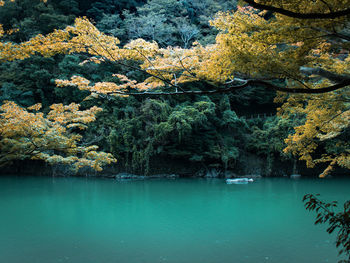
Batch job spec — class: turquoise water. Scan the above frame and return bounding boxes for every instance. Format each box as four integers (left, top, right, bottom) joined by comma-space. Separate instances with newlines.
0, 176, 349, 263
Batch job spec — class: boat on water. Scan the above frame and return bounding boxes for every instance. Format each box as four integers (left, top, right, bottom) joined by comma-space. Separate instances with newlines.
226, 178, 254, 184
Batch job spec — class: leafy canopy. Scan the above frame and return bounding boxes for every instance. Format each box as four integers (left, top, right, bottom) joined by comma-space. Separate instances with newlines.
0, 101, 116, 171
0, 0, 349, 175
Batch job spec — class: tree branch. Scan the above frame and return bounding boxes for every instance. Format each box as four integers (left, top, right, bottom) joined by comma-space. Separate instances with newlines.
300, 67, 350, 82
243, 0, 350, 19
310, 27, 350, 41
103, 78, 350, 96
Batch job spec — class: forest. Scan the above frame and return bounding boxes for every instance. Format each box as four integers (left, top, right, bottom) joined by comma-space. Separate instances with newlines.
0, 0, 349, 178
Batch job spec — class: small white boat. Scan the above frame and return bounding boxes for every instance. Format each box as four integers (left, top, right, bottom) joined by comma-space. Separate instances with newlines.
226, 178, 254, 184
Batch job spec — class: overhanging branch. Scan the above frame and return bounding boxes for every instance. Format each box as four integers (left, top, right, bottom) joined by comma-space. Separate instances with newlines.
243, 0, 350, 19
300, 67, 350, 82
104, 78, 350, 96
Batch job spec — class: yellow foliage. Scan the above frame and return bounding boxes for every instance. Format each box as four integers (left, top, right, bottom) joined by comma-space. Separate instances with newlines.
0, 101, 116, 172
279, 89, 350, 177
0, 3, 349, 90
0, 0, 349, 176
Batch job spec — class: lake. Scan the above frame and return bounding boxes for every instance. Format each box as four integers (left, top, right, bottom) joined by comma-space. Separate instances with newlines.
0, 176, 349, 263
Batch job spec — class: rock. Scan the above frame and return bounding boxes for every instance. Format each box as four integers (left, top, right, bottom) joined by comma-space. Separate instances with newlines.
205, 168, 222, 178
224, 171, 237, 178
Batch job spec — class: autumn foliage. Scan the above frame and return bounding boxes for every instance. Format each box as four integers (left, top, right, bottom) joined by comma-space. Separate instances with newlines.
0, 0, 349, 175
0, 101, 116, 171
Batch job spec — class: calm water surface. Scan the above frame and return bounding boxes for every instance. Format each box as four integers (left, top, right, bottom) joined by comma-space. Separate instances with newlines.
0, 176, 349, 263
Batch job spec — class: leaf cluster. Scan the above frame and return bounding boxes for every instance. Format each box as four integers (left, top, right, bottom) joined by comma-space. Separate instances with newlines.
303, 194, 350, 262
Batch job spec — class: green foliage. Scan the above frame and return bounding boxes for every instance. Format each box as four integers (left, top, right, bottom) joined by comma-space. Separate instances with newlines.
0, 56, 57, 107
304, 194, 350, 263
95, 0, 237, 46
0, 0, 78, 42
0, 0, 86, 108
85, 93, 248, 174
247, 116, 300, 157
86, 0, 146, 20
3, 0, 341, 176
245, 115, 301, 173
96, 13, 126, 40
0, 51, 124, 108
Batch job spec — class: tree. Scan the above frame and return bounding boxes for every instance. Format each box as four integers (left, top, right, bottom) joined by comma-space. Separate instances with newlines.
0, 0, 77, 42
94, 0, 237, 47
0, 0, 349, 175
0, 101, 116, 171
278, 91, 349, 177
121, 0, 195, 47
246, 115, 300, 174
176, 19, 199, 48
86, 0, 145, 21
123, 11, 177, 46
96, 13, 126, 40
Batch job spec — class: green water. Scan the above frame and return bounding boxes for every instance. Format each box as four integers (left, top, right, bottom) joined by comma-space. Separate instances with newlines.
0, 176, 349, 263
